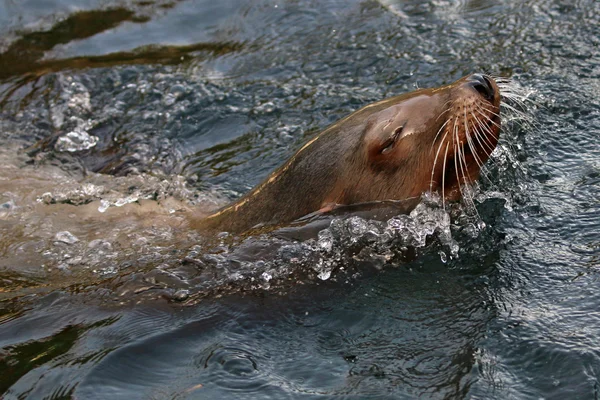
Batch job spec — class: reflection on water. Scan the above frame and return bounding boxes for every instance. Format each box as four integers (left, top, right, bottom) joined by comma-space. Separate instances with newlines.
0, 8, 147, 80
1, 0, 600, 398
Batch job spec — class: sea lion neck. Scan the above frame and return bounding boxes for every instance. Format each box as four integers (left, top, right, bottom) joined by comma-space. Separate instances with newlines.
199, 119, 366, 234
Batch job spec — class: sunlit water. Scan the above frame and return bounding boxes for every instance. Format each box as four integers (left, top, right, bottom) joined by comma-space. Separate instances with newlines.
0, 0, 599, 398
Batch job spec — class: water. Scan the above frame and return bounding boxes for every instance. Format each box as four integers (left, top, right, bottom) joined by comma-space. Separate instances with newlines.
0, 0, 599, 398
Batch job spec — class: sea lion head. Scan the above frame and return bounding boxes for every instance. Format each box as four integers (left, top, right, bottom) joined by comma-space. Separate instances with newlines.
201, 74, 502, 234
327, 73, 501, 206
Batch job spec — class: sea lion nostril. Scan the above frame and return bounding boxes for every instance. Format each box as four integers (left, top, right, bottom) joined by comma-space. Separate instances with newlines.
469, 73, 495, 101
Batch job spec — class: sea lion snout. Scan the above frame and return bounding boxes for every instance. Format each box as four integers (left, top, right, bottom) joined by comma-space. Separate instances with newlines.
468, 73, 497, 102
359, 74, 502, 203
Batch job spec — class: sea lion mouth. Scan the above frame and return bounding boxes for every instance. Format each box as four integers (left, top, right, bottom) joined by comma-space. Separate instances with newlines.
430, 73, 502, 200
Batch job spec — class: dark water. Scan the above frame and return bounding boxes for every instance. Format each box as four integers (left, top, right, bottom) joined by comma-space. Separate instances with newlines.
0, 0, 599, 398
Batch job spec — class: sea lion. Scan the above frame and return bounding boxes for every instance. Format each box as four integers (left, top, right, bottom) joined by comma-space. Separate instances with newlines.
198, 74, 501, 234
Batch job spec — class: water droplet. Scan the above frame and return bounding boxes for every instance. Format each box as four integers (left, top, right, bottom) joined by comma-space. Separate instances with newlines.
38, 192, 54, 204
439, 250, 448, 263
88, 239, 112, 251
172, 289, 190, 302
318, 230, 334, 252
55, 129, 98, 152
114, 196, 138, 207
255, 101, 276, 113
55, 231, 79, 244
98, 200, 110, 213
261, 272, 272, 282
317, 268, 331, 281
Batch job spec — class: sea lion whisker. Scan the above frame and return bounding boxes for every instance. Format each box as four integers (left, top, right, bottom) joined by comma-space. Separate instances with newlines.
456, 129, 468, 186
495, 81, 516, 90
435, 100, 454, 122
498, 89, 528, 100
467, 112, 495, 185
496, 82, 536, 102
452, 121, 465, 199
471, 110, 498, 153
453, 141, 464, 204
499, 102, 529, 119
499, 92, 533, 110
451, 114, 459, 147
477, 128, 498, 157
473, 118, 499, 154
489, 73, 510, 80
471, 106, 497, 135
430, 126, 451, 192
498, 83, 542, 109
500, 102, 540, 130
475, 102, 501, 118
493, 77, 514, 86
475, 105, 502, 123
471, 114, 502, 181
455, 132, 480, 217
430, 118, 452, 151
464, 110, 487, 170
473, 120, 496, 156
465, 117, 494, 187
441, 142, 449, 211
497, 95, 527, 111
474, 107, 502, 130
463, 108, 481, 168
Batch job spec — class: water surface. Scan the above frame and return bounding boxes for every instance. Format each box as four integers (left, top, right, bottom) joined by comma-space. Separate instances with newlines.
1, 0, 599, 398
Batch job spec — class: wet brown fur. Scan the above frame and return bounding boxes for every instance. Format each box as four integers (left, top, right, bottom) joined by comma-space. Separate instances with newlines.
196, 75, 501, 234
